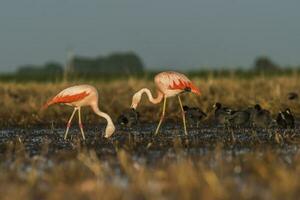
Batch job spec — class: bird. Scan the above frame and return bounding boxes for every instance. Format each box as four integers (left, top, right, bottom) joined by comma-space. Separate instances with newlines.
252, 104, 272, 128
43, 84, 115, 140
213, 102, 234, 126
228, 107, 253, 128
117, 108, 140, 127
183, 105, 207, 127
287, 92, 298, 100
130, 71, 201, 135
276, 108, 295, 128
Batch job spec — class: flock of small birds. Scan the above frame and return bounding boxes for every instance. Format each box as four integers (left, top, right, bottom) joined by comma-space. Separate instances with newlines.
212, 103, 295, 129
117, 102, 296, 129
43, 72, 298, 139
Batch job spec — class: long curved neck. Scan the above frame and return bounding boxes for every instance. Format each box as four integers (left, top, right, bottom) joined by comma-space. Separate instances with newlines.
91, 103, 115, 135
131, 88, 164, 109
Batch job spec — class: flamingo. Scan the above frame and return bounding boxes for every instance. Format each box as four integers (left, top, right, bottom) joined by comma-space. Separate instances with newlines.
43, 84, 115, 140
131, 71, 201, 135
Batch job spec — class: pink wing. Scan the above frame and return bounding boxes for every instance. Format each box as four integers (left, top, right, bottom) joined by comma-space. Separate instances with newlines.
43, 85, 92, 109
44, 91, 89, 108
166, 72, 201, 95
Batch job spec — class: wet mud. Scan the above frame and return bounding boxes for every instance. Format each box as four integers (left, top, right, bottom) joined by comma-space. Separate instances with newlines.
0, 123, 299, 163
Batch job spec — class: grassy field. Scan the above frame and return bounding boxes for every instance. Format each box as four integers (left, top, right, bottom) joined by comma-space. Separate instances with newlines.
0, 74, 300, 127
1, 145, 300, 200
0, 74, 300, 200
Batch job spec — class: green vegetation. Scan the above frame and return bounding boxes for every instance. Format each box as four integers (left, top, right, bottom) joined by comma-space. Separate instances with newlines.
0, 74, 299, 127
0, 57, 300, 200
1, 52, 145, 82
0, 55, 300, 82
71, 52, 144, 75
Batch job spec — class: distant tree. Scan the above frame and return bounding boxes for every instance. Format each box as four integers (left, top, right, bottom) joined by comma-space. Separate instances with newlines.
17, 62, 63, 75
253, 56, 280, 71
44, 62, 64, 74
14, 52, 144, 80
16, 62, 63, 81
72, 52, 144, 75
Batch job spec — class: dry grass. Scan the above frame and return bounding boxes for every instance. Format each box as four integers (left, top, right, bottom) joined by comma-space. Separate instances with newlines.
0, 74, 299, 127
0, 143, 300, 200
0, 75, 300, 200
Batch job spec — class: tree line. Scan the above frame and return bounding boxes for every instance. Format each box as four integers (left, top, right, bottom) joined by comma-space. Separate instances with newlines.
14, 52, 145, 80
1, 54, 298, 82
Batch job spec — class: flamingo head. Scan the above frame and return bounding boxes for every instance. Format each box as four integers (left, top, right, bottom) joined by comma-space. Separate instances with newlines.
104, 122, 116, 138
131, 92, 142, 109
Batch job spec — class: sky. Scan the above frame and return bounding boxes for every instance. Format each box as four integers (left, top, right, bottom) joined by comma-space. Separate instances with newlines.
0, 0, 300, 72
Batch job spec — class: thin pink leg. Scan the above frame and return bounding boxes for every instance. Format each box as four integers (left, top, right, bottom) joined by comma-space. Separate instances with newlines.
64, 108, 78, 140
78, 108, 86, 140
178, 95, 188, 135
155, 97, 167, 135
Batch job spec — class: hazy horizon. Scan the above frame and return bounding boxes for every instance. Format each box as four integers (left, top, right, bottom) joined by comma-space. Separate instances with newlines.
1, 0, 300, 72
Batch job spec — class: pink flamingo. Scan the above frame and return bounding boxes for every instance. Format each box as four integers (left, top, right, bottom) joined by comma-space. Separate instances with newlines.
131, 71, 201, 135
44, 84, 115, 140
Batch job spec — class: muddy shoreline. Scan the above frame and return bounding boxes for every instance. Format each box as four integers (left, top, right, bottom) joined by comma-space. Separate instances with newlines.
1, 123, 299, 160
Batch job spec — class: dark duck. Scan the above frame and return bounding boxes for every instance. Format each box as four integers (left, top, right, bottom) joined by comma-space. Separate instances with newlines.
252, 104, 272, 128
183, 105, 207, 127
213, 102, 234, 126
228, 107, 253, 128
287, 92, 298, 100
276, 108, 295, 128
117, 108, 140, 127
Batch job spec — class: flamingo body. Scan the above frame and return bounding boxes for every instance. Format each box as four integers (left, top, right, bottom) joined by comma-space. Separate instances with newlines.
45, 85, 97, 108
131, 71, 201, 135
44, 84, 115, 139
154, 71, 200, 97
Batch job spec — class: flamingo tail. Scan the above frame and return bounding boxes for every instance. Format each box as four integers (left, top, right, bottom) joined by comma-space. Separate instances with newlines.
189, 83, 201, 95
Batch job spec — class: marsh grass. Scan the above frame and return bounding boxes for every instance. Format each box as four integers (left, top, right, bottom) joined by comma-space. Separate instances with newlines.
0, 74, 300, 127
0, 141, 300, 200
1, 75, 300, 199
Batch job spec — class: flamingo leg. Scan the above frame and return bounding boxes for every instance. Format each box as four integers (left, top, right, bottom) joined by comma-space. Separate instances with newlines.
155, 96, 167, 135
64, 108, 78, 140
78, 107, 86, 140
178, 95, 188, 135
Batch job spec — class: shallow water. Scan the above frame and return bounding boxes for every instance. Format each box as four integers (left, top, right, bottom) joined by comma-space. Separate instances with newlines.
0, 122, 300, 193
0, 123, 299, 160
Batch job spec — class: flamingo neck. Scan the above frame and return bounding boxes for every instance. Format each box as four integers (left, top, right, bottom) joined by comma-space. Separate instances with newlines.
131, 88, 164, 109
91, 104, 115, 138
